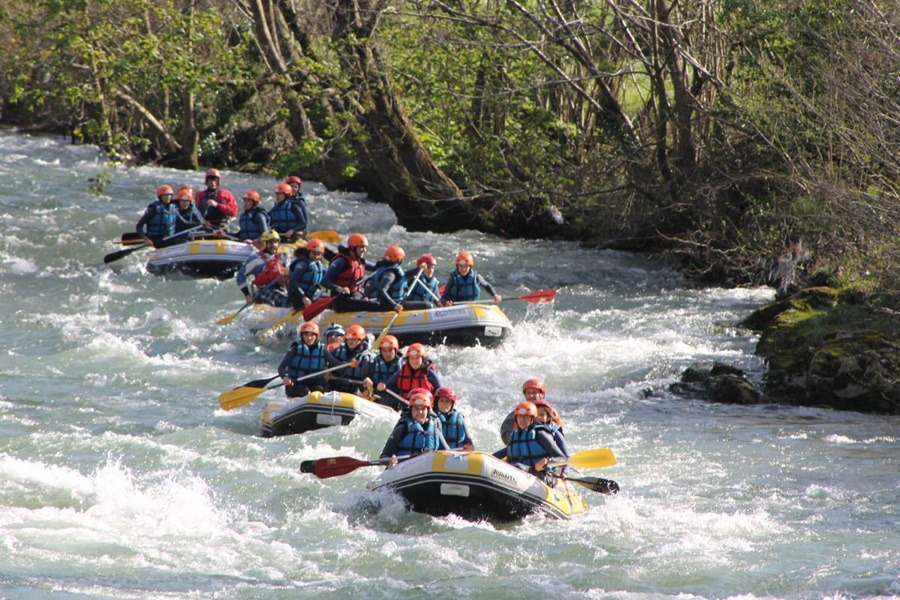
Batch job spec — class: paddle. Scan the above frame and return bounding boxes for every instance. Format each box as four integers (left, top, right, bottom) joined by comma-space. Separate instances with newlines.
216, 279, 281, 326
546, 447, 617, 470
300, 456, 393, 479
568, 476, 620, 495
460, 288, 557, 305
218, 360, 356, 410
307, 230, 340, 243
119, 232, 145, 246
104, 225, 203, 264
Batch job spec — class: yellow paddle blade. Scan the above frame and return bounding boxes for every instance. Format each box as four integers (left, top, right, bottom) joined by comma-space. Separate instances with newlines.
554, 448, 617, 470
219, 385, 269, 411
308, 230, 340, 243
216, 312, 240, 326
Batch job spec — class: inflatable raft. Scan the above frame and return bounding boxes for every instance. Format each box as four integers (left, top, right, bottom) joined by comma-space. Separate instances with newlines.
367, 451, 589, 522
318, 304, 513, 347
145, 238, 255, 279
260, 390, 398, 437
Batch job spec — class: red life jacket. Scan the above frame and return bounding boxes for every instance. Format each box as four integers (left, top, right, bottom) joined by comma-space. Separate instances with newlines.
333, 249, 366, 294
395, 361, 435, 395
254, 253, 284, 286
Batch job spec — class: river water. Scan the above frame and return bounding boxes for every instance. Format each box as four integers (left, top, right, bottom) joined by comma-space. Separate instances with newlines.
0, 129, 897, 599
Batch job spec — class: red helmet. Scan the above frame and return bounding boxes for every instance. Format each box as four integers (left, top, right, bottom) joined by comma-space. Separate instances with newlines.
417, 254, 436, 268
455, 251, 474, 267
406, 343, 426, 359
407, 388, 434, 408
522, 378, 547, 396
276, 183, 293, 195
286, 175, 302, 185
383, 245, 405, 263
242, 190, 261, 203
156, 185, 174, 198
306, 238, 325, 254
176, 185, 193, 201
347, 233, 368, 248
379, 335, 399, 350
205, 168, 221, 180
299, 321, 320, 337
434, 387, 457, 405
344, 324, 366, 341
513, 401, 537, 417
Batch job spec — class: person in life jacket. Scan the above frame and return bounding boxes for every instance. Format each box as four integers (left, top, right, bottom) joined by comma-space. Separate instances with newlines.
320, 233, 379, 313
364, 245, 432, 312
439, 251, 502, 306
173, 186, 202, 234
376, 343, 442, 410
434, 387, 474, 451
361, 334, 403, 401
500, 377, 547, 445
493, 401, 566, 487
404, 253, 442, 306
324, 324, 373, 394
268, 182, 308, 241
235, 190, 269, 242
287, 238, 327, 310
235, 230, 288, 307
135, 185, 177, 246
278, 321, 329, 397
285, 175, 310, 227
323, 323, 345, 353
194, 168, 237, 230
379, 388, 450, 466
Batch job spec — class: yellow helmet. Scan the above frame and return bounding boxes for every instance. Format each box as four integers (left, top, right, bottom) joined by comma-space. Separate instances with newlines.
261, 230, 280, 244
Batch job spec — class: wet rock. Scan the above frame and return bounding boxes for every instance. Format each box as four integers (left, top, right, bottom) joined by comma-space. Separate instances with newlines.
671, 362, 765, 405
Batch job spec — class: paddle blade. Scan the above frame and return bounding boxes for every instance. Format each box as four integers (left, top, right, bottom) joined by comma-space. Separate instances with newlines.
520, 288, 557, 303
218, 375, 279, 410
119, 232, 145, 246
308, 456, 383, 479
570, 476, 620, 495
216, 311, 240, 326
308, 230, 341, 243
302, 296, 336, 321
104, 244, 145, 264
566, 448, 617, 469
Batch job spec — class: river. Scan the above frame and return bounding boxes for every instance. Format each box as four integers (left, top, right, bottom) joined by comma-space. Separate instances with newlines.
1, 129, 897, 599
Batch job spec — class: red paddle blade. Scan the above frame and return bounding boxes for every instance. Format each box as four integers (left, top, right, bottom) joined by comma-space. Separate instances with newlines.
520, 288, 557, 303
303, 296, 336, 321
313, 456, 379, 479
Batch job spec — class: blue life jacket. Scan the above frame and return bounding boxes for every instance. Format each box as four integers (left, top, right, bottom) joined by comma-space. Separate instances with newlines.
370, 353, 402, 386
238, 207, 268, 240
397, 416, 442, 455
446, 269, 480, 301
146, 201, 176, 238
408, 275, 439, 303
269, 200, 302, 233
331, 342, 370, 380
438, 410, 467, 449
286, 341, 327, 386
366, 263, 407, 302
290, 258, 324, 297
507, 424, 553, 467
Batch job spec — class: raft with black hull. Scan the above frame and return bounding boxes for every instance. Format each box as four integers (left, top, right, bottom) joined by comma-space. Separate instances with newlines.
367, 451, 588, 522
260, 390, 397, 438
318, 304, 513, 347
145, 239, 255, 279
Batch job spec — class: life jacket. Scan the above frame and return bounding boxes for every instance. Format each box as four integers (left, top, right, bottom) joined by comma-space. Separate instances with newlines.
330, 341, 370, 380
370, 353, 402, 386
238, 206, 268, 240
175, 207, 201, 233
146, 201, 176, 238
290, 256, 324, 298
394, 360, 436, 395
253, 251, 284, 286
269, 200, 301, 233
396, 415, 443, 455
286, 341, 327, 383
408, 275, 439, 303
446, 269, 480, 302
332, 249, 366, 295
365, 262, 406, 301
195, 188, 233, 225
438, 410, 467, 449
507, 424, 553, 467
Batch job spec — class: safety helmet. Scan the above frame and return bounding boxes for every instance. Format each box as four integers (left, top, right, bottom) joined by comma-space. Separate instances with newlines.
405, 343, 426, 359
417, 254, 436, 268
379, 334, 399, 350
299, 321, 320, 337
205, 168, 221, 180
324, 323, 345, 339
347, 233, 368, 248
286, 175, 302, 185
533, 398, 555, 414
276, 183, 293, 196
407, 388, 434, 408
383, 245, 405, 263
156, 185, 174, 198
242, 190, 261, 203
260, 230, 281, 244
306, 239, 325, 254
176, 185, 193, 201
522, 378, 547, 396
344, 324, 366, 341
455, 251, 474, 267
434, 387, 457, 405
513, 401, 538, 417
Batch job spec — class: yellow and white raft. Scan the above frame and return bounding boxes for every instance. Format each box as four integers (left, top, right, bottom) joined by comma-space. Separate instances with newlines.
367, 451, 589, 522
318, 304, 513, 348
260, 390, 398, 438
145, 239, 255, 279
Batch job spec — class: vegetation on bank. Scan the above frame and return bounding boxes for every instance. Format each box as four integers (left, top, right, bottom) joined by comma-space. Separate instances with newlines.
1, 1, 897, 302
